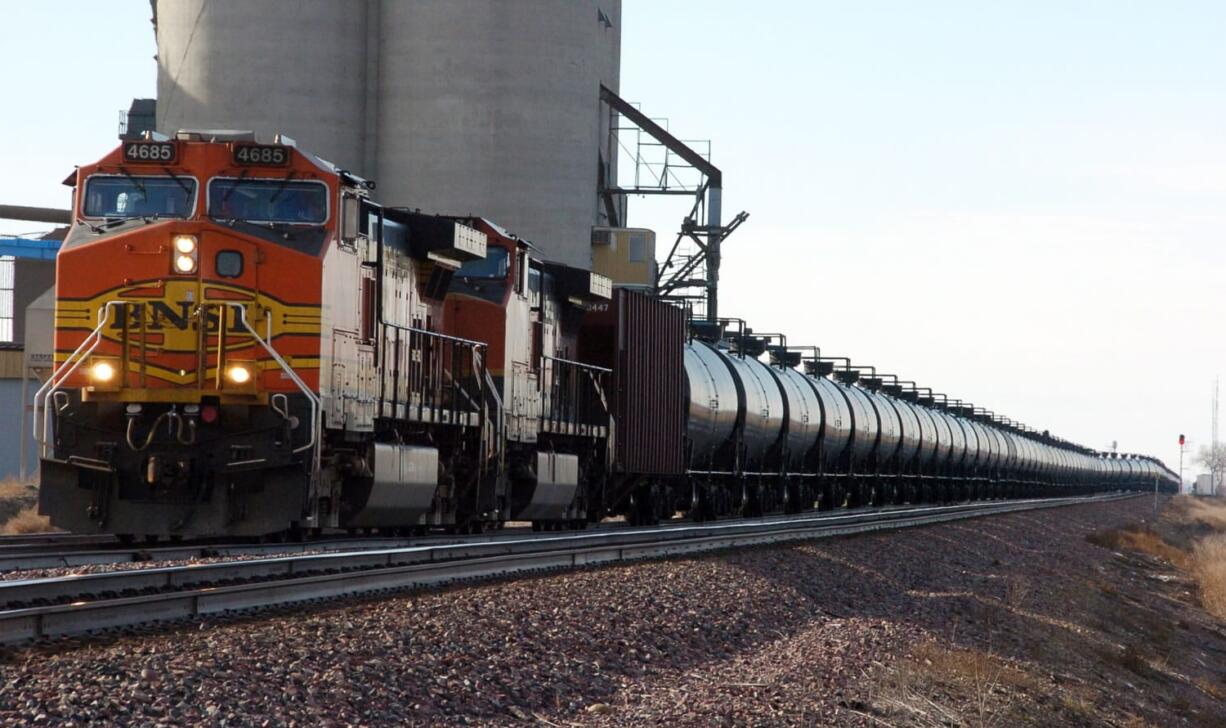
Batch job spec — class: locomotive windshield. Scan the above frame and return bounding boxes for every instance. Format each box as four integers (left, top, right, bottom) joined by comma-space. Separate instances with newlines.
208, 178, 328, 224
83, 176, 196, 219
455, 248, 509, 279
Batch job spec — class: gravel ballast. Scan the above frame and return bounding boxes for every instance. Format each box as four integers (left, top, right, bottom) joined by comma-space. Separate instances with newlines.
2, 496, 1222, 726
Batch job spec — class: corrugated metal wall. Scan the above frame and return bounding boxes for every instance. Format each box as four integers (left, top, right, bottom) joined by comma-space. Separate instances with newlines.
0, 379, 35, 480
613, 291, 685, 475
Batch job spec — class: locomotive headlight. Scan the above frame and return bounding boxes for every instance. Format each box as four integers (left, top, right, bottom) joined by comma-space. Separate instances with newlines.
87, 358, 121, 392
224, 362, 256, 392
171, 235, 198, 274
91, 360, 115, 382
172, 235, 197, 254
174, 253, 197, 273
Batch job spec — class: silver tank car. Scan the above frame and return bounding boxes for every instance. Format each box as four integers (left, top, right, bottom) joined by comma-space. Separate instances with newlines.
1014, 433, 1033, 476
945, 411, 968, 468
1000, 429, 1018, 473
886, 395, 923, 466
807, 375, 853, 467
921, 401, 946, 465
861, 388, 902, 465
1024, 442, 1038, 477
769, 366, 823, 468
683, 341, 739, 465
682, 342, 786, 468
965, 420, 990, 471
985, 427, 1007, 473
720, 352, 787, 464
835, 381, 880, 468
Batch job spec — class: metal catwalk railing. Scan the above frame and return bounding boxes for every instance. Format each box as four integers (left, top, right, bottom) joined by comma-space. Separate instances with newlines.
539, 355, 610, 435
378, 322, 487, 427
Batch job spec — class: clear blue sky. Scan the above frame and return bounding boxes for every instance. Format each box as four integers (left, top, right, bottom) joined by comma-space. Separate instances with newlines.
1, 1, 1223, 477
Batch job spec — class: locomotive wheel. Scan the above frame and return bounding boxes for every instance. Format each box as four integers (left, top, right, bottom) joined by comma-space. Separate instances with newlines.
627, 487, 660, 527
824, 484, 839, 510
688, 483, 712, 522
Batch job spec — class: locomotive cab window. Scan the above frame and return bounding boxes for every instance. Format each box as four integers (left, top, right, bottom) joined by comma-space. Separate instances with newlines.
207, 178, 328, 224
455, 247, 509, 279
83, 175, 197, 219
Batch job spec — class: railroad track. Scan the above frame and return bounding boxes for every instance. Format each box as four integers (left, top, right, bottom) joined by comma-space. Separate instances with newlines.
0, 501, 995, 572
0, 493, 1137, 645
0, 533, 493, 572
0, 524, 615, 571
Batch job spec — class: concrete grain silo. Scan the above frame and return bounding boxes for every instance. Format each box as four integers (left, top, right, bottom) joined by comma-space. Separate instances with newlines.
153, 0, 621, 268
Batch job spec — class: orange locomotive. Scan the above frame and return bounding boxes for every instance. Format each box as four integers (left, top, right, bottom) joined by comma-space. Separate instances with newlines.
37, 132, 619, 539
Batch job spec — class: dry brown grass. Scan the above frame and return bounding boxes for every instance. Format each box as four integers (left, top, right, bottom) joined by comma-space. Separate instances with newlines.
867, 643, 1039, 727
0, 476, 32, 500
1175, 497, 1226, 531
1090, 500, 1226, 624
1086, 524, 1190, 569
0, 505, 50, 534
1190, 534, 1226, 621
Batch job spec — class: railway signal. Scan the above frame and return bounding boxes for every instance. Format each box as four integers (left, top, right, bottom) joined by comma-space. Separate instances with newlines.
1179, 434, 1186, 493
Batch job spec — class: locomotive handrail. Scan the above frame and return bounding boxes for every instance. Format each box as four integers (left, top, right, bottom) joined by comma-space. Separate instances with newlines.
377, 322, 487, 427
539, 355, 611, 435
483, 365, 505, 472
33, 300, 127, 454
539, 354, 612, 374
223, 303, 321, 470
380, 321, 488, 348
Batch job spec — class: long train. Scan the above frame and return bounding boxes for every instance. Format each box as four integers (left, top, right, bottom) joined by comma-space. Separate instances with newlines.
36, 134, 1178, 540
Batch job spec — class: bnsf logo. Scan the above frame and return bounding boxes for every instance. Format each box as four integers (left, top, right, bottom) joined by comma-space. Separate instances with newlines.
108, 301, 252, 334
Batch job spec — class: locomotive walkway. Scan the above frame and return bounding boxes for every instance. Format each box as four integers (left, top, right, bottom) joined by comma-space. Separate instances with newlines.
0, 494, 1136, 645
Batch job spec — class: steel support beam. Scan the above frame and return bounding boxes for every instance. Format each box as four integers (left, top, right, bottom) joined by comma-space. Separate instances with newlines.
0, 205, 71, 225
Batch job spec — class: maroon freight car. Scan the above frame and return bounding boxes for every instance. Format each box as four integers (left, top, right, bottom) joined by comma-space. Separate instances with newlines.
582, 290, 686, 519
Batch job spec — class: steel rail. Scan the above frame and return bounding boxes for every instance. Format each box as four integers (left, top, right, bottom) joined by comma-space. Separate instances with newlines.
2, 501, 1027, 602
0, 493, 1137, 645
0, 527, 583, 572
0, 496, 1126, 594
0, 498, 1046, 572
0, 495, 1101, 572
